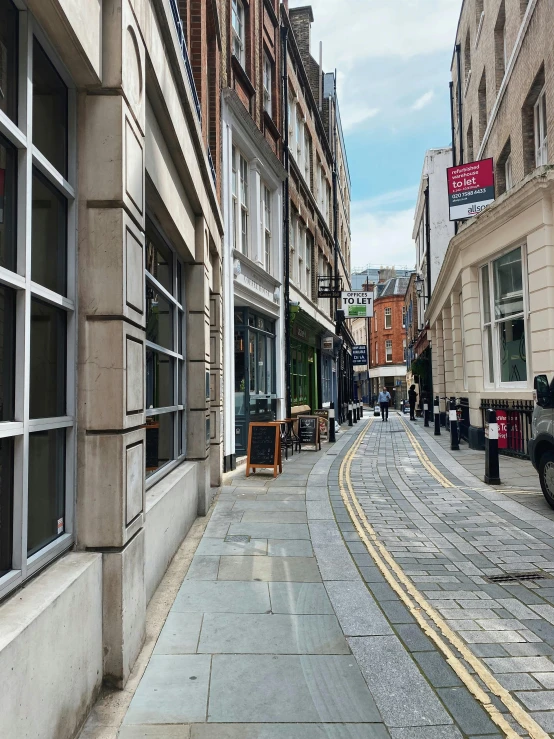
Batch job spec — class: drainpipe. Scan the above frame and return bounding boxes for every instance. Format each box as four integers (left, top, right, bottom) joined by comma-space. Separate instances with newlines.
281, 23, 291, 420
449, 81, 457, 167
455, 44, 463, 165
424, 185, 431, 307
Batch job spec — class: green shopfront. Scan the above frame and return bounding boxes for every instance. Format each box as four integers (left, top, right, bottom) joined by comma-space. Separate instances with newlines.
234, 308, 277, 455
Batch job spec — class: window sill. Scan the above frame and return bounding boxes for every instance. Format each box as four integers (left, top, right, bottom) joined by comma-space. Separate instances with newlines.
464, 69, 472, 97
231, 55, 256, 99
264, 110, 280, 140
475, 11, 485, 49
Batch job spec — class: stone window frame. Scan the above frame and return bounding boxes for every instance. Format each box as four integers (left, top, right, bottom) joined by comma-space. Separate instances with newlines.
261, 182, 271, 274
480, 244, 530, 390
262, 51, 272, 117
534, 86, 548, 167
144, 215, 187, 489
231, 145, 249, 256
0, 2, 77, 601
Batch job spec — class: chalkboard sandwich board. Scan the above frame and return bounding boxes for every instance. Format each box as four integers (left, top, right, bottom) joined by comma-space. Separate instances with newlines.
246, 422, 282, 478
312, 409, 329, 441
298, 415, 321, 451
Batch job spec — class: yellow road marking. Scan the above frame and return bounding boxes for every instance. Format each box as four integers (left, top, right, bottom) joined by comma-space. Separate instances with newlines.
398, 417, 454, 488
340, 420, 549, 739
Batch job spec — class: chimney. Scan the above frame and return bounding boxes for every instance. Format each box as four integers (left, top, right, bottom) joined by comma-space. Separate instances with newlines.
289, 6, 314, 62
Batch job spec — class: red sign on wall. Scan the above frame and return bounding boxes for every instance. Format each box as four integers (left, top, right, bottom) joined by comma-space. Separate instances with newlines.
447, 158, 495, 220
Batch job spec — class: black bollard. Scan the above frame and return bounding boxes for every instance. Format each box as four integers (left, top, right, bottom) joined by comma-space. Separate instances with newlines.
329, 404, 336, 443
348, 403, 353, 427
354, 402, 358, 423
484, 408, 501, 484
424, 400, 429, 427
449, 396, 459, 451
434, 396, 441, 436
360, 401, 364, 418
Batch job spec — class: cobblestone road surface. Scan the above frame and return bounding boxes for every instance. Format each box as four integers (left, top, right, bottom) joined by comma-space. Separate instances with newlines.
113, 413, 554, 739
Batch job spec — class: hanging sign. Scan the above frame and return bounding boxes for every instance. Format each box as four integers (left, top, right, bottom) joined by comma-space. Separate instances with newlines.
341, 291, 374, 318
352, 345, 368, 365
447, 158, 495, 220
246, 422, 282, 477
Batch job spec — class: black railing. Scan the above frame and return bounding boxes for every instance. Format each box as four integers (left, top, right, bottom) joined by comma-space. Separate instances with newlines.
168, 0, 202, 125
480, 398, 534, 459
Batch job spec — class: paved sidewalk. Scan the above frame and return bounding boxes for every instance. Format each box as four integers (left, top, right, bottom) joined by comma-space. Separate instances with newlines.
112, 414, 554, 738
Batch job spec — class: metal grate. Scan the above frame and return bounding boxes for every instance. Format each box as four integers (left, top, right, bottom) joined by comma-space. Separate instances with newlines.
486, 571, 553, 584
225, 535, 251, 544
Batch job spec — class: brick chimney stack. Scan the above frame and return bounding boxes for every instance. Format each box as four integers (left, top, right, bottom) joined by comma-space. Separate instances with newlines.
289, 6, 314, 62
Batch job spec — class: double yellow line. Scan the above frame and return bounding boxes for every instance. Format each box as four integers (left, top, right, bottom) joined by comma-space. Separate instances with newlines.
399, 417, 454, 488
339, 420, 549, 739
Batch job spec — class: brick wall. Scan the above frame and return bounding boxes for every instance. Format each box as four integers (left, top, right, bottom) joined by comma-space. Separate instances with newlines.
370, 295, 406, 368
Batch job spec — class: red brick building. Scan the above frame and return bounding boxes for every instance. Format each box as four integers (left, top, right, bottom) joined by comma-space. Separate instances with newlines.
369, 276, 411, 407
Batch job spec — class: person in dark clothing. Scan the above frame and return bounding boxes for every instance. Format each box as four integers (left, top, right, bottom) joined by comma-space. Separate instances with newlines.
408, 384, 417, 421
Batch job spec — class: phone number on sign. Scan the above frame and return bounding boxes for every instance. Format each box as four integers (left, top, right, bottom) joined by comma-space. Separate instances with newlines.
451, 188, 488, 200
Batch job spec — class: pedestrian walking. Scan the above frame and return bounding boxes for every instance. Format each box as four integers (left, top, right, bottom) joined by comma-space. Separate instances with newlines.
408, 384, 418, 421
378, 386, 391, 422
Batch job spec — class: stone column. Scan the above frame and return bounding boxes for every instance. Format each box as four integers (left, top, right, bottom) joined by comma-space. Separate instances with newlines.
450, 291, 463, 391
186, 218, 213, 515
461, 266, 485, 445
209, 246, 224, 487
442, 304, 454, 398
77, 0, 146, 687
434, 315, 446, 413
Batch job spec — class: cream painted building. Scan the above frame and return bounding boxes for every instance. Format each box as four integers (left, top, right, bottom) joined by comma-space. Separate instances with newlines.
429, 0, 553, 449
0, 0, 222, 735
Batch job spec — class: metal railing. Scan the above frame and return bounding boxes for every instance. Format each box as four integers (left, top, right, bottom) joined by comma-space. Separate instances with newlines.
480, 398, 534, 459
168, 0, 202, 125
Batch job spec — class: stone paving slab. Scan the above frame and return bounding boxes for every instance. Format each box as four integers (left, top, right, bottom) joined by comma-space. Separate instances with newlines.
190, 725, 390, 738
217, 555, 322, 582
268, 582, 335, 614
172, 581, 270, 613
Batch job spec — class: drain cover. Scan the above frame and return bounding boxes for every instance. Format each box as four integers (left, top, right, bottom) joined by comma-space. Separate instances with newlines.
225, 535, 251, 544
486, 571, 553, 584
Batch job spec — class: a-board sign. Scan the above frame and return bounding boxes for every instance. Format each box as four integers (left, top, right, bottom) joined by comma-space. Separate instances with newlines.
312, 409, 329, 441
246, 422, 282, 478
298, 416, 321, 451
341, 291, 374, 318
447, 158, 495, 220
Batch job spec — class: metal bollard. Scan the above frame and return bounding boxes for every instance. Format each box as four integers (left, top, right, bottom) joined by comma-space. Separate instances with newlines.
424, 401, 429, 427
484, 408, 501, 484
348, 403, 353, 427
449, 396, 459, 451
354, 402, 358, 423
329, 404, 336, 443
434, 396, 441, 436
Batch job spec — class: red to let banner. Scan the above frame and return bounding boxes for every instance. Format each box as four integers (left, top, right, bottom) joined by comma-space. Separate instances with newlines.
447, 158, 495, 221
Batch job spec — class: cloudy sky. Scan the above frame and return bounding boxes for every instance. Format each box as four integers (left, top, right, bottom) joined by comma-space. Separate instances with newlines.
289, 0, 461, 271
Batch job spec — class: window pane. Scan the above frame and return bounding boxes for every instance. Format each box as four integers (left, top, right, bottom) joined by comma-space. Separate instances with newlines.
146, 228, 173, 295
145, 413, 174, 477
0, 436, 14, 575
500, 317, 527, 382
30, 299, 66, 418
0, 285, 15, 421
32, 169, 68, 295
481, 264, 491, 323
33, 39, 68, 177
0, 0, 18, 123
485, 325, 494, 384
146, 349, 174, 409
494, 247, 523, 318
146, 283, 173, 350
0, 133, 17, 272
27, 428, 65, 556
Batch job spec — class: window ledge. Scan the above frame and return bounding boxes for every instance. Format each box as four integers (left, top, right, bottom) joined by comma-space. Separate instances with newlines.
232, 55, 256, 99
464, 69, 472, 97
475, 11, 485, 49
264, 110, 280, 140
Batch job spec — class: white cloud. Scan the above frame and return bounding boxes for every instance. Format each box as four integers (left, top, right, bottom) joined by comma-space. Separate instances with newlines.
350, 206, 416, 272
411, 90, 435, 111
353, 186, 419, 211
341, 105, 380, 131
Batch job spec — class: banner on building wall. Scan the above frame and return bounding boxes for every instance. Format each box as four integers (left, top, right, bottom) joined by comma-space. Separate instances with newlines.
352, 345, 368, 365
447, 158, 495, 220
341, 291, 374, 318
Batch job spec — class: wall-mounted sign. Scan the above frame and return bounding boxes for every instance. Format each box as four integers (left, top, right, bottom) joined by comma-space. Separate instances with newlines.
341, 291, 374, 318
322, 337, 334, 351
352, 345, 368, 365
447, 158, 495, 220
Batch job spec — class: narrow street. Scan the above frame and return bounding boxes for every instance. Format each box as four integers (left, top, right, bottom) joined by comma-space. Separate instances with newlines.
100, 414, 554, 739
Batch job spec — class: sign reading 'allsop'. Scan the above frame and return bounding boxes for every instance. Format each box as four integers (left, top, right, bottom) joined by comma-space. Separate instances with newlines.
447, 158, 495, 221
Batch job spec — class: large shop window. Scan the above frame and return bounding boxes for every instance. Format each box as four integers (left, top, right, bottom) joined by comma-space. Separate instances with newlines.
145, 219, 186, 484
481, 246, 528, 386
0, 1, 76, 600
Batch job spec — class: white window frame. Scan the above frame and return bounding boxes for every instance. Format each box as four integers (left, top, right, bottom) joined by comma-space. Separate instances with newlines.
384, 307, 392, 329
480, 244, 530, 389
304, 128, 310, 184
0, 7, 77, 600
505, 153, 513, 191
145, 216, 186, 489
263, 52, 272, 116
298, 224, 305, 292
262, 183, 271, 273
290, 211, 297, 284
534, 86, 548, 167
305, 232, 312, 300
385, 339, 393, 363
232, 0, 245, 67
232, 146, 249, 256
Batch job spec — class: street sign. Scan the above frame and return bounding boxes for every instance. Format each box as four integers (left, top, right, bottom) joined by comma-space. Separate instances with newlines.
341, 291, 374, 318
447, 158, 495, 220
352, 345, 368, 365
